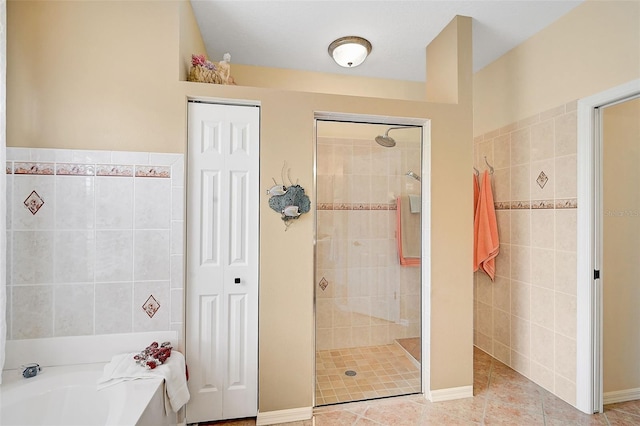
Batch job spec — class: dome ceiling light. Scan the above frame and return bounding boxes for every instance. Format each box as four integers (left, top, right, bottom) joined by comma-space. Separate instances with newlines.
328, 36, 372, 68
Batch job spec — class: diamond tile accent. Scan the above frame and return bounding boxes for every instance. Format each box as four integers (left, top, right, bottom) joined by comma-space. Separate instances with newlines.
319, 277, 328, 291
142, 295, 160, 318
23, 190, 44, 215
536, 171, 548, 189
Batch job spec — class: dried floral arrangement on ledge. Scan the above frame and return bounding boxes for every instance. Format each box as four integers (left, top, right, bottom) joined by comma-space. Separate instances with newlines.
188, 53, 236, 85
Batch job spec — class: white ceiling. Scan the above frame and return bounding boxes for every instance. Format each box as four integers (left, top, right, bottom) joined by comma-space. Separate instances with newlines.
190, 0, 584, 82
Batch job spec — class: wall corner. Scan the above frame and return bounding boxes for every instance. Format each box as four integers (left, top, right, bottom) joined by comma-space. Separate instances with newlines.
425, 15, 473, 105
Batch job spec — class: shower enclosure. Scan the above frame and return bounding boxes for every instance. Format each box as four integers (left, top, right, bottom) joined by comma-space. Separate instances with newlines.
314, 120, 422, 405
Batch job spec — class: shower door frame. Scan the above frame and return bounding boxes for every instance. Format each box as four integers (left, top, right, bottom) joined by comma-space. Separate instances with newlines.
312, 111, 431, 405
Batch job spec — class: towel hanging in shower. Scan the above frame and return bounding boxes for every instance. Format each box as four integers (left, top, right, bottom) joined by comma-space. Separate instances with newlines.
396, 196, 420, 267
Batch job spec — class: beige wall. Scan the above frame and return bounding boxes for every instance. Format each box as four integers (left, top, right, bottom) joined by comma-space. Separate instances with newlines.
427, 16, 474, 391
7, 1, 474, 413
602, 98, 640, 394
7, 0, 180, 153
472, 0, 640, 408
179, 0, 207, 81
474, 0, 640, 135
425, 15, 460, 104
231, 64, 426, 102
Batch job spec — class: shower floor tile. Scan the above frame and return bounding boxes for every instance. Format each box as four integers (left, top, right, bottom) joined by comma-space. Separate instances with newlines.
396, 337, 421, 363
315, 343, 421, 406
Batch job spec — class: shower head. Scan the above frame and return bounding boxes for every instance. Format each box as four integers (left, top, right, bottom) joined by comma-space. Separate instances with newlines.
406, 171, 421, 182
375, 132, 396, 147
374, 126, 410, 148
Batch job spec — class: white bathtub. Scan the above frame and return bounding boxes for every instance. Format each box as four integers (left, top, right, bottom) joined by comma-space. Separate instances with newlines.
1, 332, 180, 426
0, 363, 176, 426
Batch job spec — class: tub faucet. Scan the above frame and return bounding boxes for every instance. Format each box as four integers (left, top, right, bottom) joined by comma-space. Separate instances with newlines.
22, 363, 40, 378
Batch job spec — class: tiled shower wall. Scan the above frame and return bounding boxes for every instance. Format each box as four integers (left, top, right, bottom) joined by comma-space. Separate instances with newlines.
473, 101, 578, 405
315, 136, 421, 351
5, 148, 184, 341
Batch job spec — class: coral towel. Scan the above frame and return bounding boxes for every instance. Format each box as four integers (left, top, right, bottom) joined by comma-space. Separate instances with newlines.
397, 196, 420, 267
474, 170, 499, 280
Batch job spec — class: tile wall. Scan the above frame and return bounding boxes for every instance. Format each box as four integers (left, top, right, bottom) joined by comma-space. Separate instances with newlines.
5, 148, 184, 342
473, 101, 578, 405
315, 136, 421, 350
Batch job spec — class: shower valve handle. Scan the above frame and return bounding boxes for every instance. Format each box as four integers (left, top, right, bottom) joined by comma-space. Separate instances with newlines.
22, 363, 40, 379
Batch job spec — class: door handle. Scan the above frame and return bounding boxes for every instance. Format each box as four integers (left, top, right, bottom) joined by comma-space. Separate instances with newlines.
234, 278, 241, 284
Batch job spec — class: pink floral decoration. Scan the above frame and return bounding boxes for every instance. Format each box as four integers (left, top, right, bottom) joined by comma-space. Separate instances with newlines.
191, 54, 217, 71
191, 54, 206, 66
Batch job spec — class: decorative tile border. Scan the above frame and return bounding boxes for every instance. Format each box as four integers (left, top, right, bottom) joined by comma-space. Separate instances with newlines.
56, 163, 95, 176
556, 198, 577, 209
14, 162, 55, 175
317, 202, 397, 211
96, 164, 134, 177
494, 199, 576, 210
7, 161, 170, 178
531, 200, 555, 209
370, 203, 391, 210
493, 201, 511, 210
135, 165, 171, 178
511, 201, 531, 210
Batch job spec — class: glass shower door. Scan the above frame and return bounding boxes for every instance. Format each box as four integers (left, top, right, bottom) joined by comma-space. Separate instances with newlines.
314, 120, 422, 406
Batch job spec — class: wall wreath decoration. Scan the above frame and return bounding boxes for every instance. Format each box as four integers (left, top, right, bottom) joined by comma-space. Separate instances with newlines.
267, 163, 310, 230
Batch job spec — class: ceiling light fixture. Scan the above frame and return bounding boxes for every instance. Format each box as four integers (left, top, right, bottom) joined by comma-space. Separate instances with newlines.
328, 36, 372, 68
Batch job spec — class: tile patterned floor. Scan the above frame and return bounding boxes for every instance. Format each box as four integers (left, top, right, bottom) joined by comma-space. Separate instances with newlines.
197, 347, 640, 425
315, 343, 421, 405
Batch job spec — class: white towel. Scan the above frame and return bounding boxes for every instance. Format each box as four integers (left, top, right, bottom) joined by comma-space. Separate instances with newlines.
408, 194, 421, 213
97, 350, 190, 413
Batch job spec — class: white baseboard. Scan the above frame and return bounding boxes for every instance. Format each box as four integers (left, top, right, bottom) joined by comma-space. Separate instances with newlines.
429, 385, 473, 402
603, 387, 640, 405
256, 406, 313, 426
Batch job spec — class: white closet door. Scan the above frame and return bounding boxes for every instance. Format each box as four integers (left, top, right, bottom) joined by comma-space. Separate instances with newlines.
186, 102, 259, 423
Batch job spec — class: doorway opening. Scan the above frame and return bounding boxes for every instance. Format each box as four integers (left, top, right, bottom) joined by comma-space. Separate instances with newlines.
313, 113, 429, 406
576, 79, 640, 414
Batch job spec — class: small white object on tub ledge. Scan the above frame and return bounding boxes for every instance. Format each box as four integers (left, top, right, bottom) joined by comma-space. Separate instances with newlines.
98, 350, 190, 413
